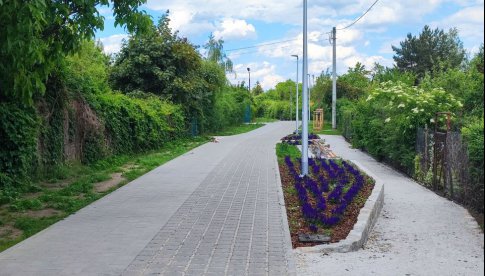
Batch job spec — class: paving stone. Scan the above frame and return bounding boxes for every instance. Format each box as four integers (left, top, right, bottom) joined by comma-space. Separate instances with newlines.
0, 122, 296, 276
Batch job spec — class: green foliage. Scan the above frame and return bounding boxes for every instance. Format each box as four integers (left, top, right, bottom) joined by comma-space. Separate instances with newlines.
109, 15, 229, 132
0, 103, 39, 188
9, 198, 43, 212
207, 87, 251, 131
14, 216, 63, 237
462, 117, 484, 212
89, 92, 185, 154
0, 0, 150, 104
371, 63, 416, 85
420, 53, 484, 118
346, 81, 463, 171
252, 81, 264, 96
276, 143, 301, 161
204, 34, 233, 72
392, 25, 466, 80
65, 40, 110, 95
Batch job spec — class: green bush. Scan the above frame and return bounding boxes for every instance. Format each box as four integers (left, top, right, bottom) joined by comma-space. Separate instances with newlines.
89, 92, 185, 154
0, 103, 39, 188
462, 117, 484, 212
207, 88, 249, 131
344, 81, 463, 172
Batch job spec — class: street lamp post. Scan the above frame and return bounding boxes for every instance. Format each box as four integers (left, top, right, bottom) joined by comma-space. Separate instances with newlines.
301, 0, 309, 176
291, 55, 299, 133
247, 67, 251, 93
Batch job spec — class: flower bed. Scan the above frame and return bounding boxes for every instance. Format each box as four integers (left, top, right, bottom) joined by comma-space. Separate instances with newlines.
281, 133, 320, 145
278, 145, 375, 248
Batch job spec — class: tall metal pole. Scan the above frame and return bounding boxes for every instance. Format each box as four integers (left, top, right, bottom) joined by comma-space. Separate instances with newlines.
332, 27, 337, 129
290, 87, 293, 122
301, 0, 309, 176
292, 55, 299, 133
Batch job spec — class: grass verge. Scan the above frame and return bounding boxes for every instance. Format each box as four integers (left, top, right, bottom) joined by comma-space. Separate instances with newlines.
0, 136, 209, 252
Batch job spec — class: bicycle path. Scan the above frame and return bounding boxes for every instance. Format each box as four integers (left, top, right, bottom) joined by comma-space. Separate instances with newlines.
0, 122, 296, 276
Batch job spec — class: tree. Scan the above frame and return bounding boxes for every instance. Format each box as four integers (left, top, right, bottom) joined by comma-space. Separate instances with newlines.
392, 25, 466, 80
109, 13, 227, 130
252, 81, 264, 96
204, 34, 234, 73
0, 0, 151, 104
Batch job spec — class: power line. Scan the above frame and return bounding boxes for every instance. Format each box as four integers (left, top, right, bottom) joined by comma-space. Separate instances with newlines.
225, 39, 298, 52
337, 0, 380, 31
225, 0, 380, 56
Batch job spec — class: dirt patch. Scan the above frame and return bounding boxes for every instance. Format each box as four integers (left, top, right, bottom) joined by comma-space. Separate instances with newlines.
94, 173, 126, 193
39, 179, 72, 190
0, 225, 22, 240
24, 208, 62, 218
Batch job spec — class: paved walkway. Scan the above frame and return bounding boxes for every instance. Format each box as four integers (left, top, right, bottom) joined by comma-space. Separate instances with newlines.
296, 135, 484, 276
0, 122, 296, 276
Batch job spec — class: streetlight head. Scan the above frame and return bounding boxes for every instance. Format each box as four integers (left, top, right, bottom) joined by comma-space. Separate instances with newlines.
247, 67, 250, 72
291, 55, 298, 58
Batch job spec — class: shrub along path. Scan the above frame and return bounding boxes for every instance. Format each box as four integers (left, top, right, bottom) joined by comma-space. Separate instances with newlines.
296, 135, 484, 275
0, 122, 296, 275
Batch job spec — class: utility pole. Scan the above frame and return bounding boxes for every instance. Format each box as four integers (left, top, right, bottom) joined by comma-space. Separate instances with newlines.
301, 0, 309, 176
331, 27, 337, 129
291, 55, 299, 133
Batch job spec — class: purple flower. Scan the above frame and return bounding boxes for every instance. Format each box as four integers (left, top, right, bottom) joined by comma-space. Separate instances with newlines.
309, 224, 318, 233
302, 203, 317, 219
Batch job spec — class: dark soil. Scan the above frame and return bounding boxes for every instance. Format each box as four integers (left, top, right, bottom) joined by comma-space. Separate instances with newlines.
279, 161, 375, 248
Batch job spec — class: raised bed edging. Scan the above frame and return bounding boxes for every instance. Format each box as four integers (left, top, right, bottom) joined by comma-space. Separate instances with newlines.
296, 160, 385, 254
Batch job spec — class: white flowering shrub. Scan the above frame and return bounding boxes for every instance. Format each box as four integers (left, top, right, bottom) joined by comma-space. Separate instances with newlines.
348, 81, 463, 172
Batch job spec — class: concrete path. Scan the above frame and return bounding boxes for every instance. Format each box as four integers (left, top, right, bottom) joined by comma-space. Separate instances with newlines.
0, 122, 296, 276
296, 135, 484, 276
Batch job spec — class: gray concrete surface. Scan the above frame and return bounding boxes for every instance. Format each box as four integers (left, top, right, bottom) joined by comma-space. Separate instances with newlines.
296, 135, 484, 276
0, 122, 296, 276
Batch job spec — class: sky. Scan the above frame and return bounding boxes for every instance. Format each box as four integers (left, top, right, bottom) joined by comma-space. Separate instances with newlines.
96, 0, 485, 90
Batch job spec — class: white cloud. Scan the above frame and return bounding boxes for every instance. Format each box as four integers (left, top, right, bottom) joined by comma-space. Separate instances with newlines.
99, 34, 128, 54
229, 62, 285, 90
431, 6, 484, 46
214, 18, 257, 40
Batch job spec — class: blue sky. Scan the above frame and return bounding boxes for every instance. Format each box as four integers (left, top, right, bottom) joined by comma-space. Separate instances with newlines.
96, 0, 484, 90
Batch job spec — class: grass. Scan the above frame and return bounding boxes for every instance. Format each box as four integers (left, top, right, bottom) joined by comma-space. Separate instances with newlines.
308, 121, 342, 135
0, 136, 209, 252
276, 143, 301, 161
209, 123, 265, 136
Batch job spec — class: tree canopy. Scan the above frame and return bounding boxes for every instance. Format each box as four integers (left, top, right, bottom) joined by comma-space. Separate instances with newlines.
0, 0, 151, 104
392, 25, 466, 80
109, 13, 228, 130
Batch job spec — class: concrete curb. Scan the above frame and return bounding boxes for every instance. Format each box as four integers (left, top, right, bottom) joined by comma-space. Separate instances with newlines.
296, 160, 385, 254
274, 142, 298, 276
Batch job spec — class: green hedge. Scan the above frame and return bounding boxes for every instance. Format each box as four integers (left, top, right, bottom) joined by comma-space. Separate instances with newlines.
462, 117, 484, 212
88, 92, 186, 155
339, 81, 463, 172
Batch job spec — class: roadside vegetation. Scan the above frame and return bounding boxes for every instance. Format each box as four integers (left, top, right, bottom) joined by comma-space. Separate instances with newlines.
258, 26, 484, 221
0, 7, 262, 251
